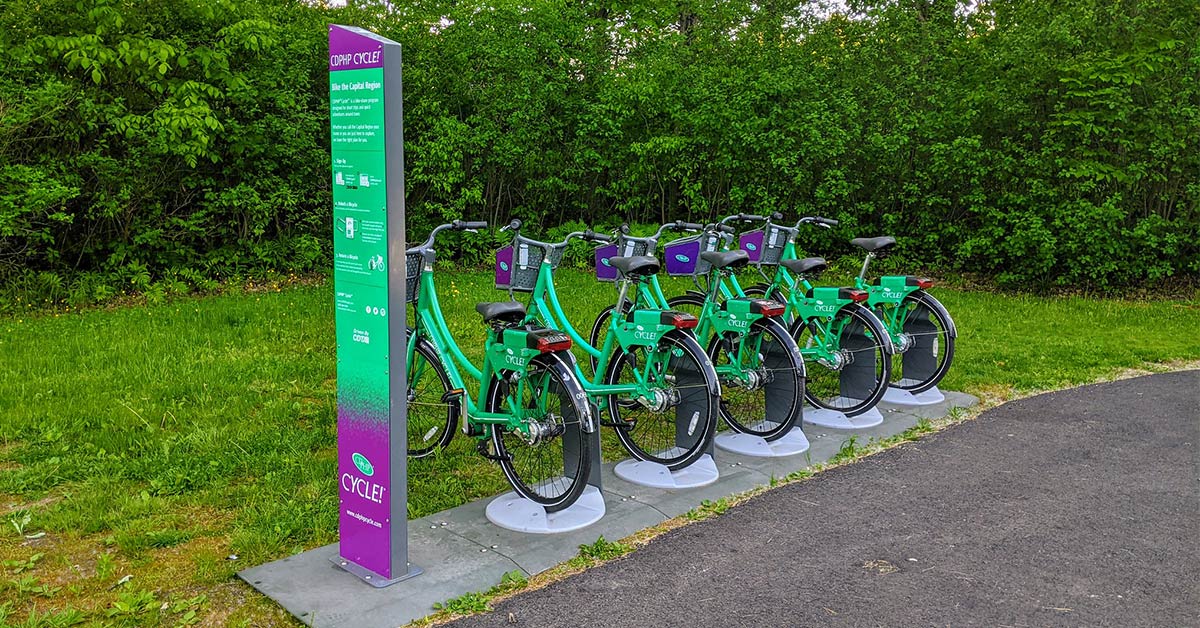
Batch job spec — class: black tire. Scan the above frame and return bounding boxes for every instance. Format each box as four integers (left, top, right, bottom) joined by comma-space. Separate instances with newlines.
704, 317, 805, 441
789, 303, 892, 417
879, 291, 956, 393
406, 333, 457, 457
487, 352, 592, 513
602, 329, 719, 470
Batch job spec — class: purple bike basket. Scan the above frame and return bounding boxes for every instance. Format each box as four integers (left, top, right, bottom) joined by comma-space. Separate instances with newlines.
739, 229, 766, 263
494, 245, 514, 289
663, 233, 720, 276
595, 243, 619, 282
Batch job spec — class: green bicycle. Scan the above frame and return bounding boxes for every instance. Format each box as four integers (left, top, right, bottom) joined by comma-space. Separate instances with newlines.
403, 221, 595, 512
733, 214, 896, 417
498, 220, 721, 470
590, 220, 806, 442
847, 234, 957, 395
612, 218, 807, 443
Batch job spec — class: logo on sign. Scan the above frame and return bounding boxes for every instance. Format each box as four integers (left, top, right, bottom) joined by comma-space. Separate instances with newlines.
601, 258, 612, 267
500, 261, 510, 272
352, 452, 374, 477
746, 243, 758, 251
675, 254, 690, 263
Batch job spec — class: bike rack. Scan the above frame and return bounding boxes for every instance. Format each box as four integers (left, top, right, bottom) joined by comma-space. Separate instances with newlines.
715, 426, 810, 457
803, 404, 885, 430
883, 386, 945, 405
485, 416, 606, 533
613, 405, 721, 488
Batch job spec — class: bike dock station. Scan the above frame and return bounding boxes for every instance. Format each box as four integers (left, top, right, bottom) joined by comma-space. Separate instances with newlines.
237, 24, 974, 628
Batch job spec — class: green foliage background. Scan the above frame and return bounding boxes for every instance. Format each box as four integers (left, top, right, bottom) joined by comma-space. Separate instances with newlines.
1, 0, 1196, 302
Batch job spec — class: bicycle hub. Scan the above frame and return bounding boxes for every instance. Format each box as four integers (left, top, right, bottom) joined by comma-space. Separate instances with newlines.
895, 332, 915, 354
640, 388, 681, 413
521, 416, 565, 445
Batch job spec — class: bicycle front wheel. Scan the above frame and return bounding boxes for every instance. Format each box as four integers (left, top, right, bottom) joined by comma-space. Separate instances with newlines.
407, 332, 456, 457
487, 352, 592, 513
707, 317, 805, 441
880, 291, 955, 393
791, 303, 891, 417
602, 329, 719, 470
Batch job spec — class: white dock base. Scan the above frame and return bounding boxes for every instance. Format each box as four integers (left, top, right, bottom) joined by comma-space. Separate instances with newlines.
715, 427, 810, 457
485, 485, 605, 534
882, 385, 945, 406
614, 454, 719, 489
803, 405, 885, 430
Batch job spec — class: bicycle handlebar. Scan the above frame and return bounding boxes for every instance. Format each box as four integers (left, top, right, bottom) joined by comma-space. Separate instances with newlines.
567, 229, 614, 245
412, 220, 490, 249
797, 216, 839, 229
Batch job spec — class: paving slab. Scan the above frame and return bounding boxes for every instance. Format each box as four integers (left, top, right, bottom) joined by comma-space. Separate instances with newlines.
241, 390, 978, 627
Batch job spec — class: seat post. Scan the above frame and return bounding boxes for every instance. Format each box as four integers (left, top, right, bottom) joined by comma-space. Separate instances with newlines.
858, 252, 875, 282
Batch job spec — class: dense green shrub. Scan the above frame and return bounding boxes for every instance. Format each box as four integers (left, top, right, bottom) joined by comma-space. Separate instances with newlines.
0, 0, 1195, 308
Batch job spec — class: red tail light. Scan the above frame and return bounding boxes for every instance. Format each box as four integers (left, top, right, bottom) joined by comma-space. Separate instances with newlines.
847, 290, 870, 302
750, 299, 786, 317
915, 278, 934, 289
661, 311, 699, 329
534, 334, 572, 353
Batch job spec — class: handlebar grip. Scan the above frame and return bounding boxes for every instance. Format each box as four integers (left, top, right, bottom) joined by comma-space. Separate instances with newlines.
716, 224, 736, 234
771, 212, 784, 221
503, 218, 522, 232
676, 221, 704, 231
818, 217, 840, 227
739, 213, 768, 222
584, 229, 614, 244
454, 220, 488, 230
620, 223, 631, 235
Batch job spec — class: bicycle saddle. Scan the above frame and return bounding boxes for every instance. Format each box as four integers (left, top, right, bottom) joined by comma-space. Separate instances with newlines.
476, 301, 526, 324
781, 257, 828, 276
850, 236, 896, 253
609, 255, 660, 277
700, 249, 749, 270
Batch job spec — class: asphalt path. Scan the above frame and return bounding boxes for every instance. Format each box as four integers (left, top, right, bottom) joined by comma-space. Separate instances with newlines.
447, 371, 1199, 627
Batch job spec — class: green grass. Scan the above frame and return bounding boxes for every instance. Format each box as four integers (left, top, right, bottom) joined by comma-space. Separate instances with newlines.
1, 269, 1198, 625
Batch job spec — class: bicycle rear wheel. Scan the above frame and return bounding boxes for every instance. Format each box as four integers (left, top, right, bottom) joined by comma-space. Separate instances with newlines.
602, 329, 718, 470
705, 317, 804, 441
791, 303, 891, 417
880, 292, 955, 393
406, 332, 456, 457
488, 353, 592, 513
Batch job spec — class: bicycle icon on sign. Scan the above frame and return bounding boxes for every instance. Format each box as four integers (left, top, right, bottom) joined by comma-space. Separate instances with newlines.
367, 255, 385, 271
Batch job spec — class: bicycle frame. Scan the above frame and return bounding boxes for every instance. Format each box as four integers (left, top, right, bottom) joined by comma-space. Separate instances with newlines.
408, 255, 588, 440
521, 252, 694, 411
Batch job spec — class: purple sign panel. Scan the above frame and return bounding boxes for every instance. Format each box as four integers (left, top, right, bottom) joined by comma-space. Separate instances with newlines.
495, 245, 514, 288
594, 243, 619, 282
664, 237, 702, 276
739, 229, 765, 263
329, 25, 386, 71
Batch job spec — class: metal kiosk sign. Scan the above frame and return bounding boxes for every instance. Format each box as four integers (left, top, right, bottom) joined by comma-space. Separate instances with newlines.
329, 24, 419, 586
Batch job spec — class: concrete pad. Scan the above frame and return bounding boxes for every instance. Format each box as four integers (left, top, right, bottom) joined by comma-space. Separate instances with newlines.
242, 391, 978, 628
238, 523, 519, 628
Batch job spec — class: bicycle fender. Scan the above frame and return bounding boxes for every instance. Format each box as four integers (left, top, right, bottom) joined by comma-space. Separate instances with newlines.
540, 350, 598, 433
913, 291, 957, 338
